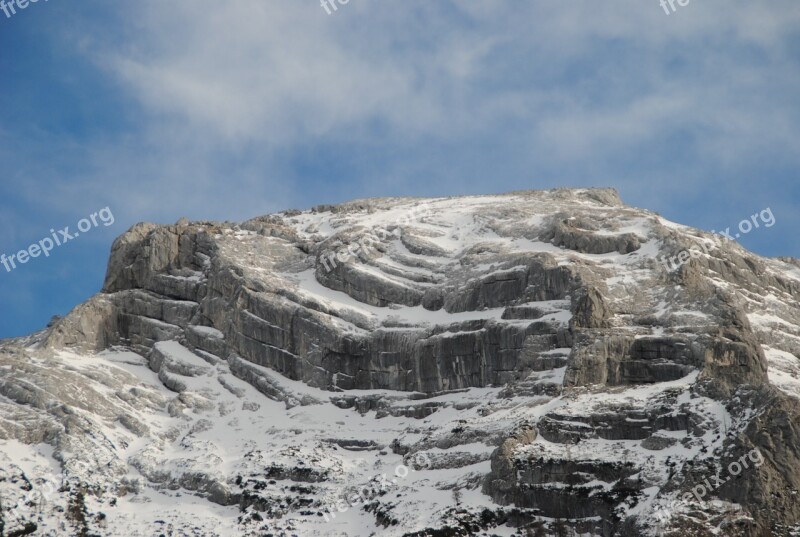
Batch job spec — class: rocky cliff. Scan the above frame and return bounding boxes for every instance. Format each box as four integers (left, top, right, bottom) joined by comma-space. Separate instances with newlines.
1, 188, 799, 536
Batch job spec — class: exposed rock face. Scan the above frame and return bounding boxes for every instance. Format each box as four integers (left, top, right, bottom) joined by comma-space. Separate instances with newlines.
570, 287, 613, 329
1, 188, 799, 536
545, 217, 643, 255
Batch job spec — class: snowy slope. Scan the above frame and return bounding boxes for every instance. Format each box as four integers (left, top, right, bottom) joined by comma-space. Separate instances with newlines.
2, 188, 799, 536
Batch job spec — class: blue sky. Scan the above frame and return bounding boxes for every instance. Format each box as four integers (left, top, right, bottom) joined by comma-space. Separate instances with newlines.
1, 0, 799, 338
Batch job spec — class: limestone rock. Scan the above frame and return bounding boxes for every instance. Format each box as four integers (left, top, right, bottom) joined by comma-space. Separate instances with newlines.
2, 189, 799, 536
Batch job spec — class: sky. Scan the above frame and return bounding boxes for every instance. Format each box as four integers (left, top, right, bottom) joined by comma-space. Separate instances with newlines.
0, 0, 798, 338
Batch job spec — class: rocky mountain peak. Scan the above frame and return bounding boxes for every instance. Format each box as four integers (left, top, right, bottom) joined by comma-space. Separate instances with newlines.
2, 188, 799, 536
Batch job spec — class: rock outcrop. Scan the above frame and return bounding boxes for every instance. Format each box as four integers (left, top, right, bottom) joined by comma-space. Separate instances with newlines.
1, 188, 799, 536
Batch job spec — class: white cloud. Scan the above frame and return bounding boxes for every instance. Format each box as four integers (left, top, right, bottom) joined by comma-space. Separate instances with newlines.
88, 0, 800, 158
9, 0, 798, 234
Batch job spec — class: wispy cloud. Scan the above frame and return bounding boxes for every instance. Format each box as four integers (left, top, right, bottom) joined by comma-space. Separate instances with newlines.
85, 1, 800, 170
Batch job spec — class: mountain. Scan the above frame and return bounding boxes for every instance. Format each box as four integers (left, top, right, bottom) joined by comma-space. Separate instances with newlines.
1, 188, 799, 536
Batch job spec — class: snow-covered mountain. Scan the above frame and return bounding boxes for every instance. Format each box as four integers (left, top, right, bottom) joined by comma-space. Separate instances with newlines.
2, 188, 799, 536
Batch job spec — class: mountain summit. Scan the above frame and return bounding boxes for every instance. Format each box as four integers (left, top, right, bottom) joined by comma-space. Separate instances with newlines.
2, 188, 799, 536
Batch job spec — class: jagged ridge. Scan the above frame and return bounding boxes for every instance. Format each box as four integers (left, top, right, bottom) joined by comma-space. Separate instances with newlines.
2, 188, 800, 536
